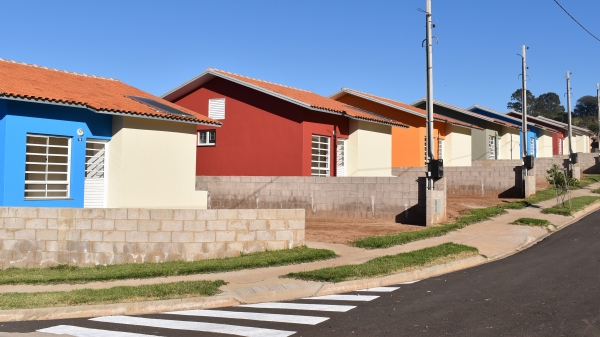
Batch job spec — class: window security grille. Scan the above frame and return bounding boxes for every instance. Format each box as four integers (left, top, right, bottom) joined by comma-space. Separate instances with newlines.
438, 139, 444, 160
198, 130, 216, 146
336, 139, 346, 177
208, 98, 225, 120
489, 136, 496, 159
24, 134, 70, 199
530, 137, 535, 156
85, 141, 106, 178
424, 136, 427, 164
311, 135, 330, 177
559, 138, 563, 155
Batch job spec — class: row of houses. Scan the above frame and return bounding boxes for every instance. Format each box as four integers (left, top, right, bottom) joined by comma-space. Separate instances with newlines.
163, 68, 594, 176
0, 59, 594, 210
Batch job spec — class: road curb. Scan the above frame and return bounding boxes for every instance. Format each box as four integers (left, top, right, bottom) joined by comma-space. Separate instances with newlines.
314, 255, 487, 296
0, 295, 239, 322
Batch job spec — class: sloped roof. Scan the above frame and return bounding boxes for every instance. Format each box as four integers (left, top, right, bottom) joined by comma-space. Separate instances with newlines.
468, 105, 560, 134
331, 88, 483, 130
162, 68, 408, 128
0, 58, 221, 126
411, 98, 520, 130
507, 112, 592, 135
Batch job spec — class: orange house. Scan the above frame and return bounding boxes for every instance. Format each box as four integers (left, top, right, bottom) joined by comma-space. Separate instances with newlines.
330, 88, 482, 167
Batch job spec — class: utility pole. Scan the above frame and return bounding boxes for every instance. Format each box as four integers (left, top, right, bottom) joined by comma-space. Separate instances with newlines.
520, 45, 529, 171
425, 0, 435, 190
567, 72, 573, 157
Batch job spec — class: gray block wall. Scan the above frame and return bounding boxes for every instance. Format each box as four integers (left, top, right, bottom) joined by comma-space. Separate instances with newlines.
196, 170, 430, 224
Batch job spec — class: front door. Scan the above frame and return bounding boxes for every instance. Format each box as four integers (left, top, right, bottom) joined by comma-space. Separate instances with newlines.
84, 140, 107, 208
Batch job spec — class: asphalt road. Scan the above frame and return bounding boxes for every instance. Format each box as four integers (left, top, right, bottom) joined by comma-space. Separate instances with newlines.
2, 209, 600, 337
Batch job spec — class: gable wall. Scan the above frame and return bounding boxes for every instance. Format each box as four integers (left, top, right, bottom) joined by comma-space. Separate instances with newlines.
174, 78, 350, 176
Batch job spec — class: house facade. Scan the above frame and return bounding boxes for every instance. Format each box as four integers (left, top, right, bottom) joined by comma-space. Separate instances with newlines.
468, 106, 557, 158
330, 88, 481, 167
507, 112, 592, 155
0, 59, 220, 208
412, 100, 521, 161
163, 69, 407, 177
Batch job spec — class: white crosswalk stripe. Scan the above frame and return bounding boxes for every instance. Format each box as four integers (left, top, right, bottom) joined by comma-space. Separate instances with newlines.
91, 315, 295, 337
359, 287, 400, 292
38, 325, 160, 337
163, 309, 329, 325
239, 302, 356, 312
302, 294, 379, 301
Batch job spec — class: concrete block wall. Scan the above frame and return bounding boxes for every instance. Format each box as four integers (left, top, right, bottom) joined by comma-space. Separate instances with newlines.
0, 207, 304, 269
197, 170, 429, 224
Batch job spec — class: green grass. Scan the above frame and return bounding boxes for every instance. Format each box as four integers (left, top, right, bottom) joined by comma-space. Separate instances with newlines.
352, 207, 506, 249
579, 174, 600, 188
510, 218, 553, 231
285, 243, 478, 283
0, 280, 225, 310
542, 196, 600, 216
593, 188, 600, 194
0, 246, 336, 285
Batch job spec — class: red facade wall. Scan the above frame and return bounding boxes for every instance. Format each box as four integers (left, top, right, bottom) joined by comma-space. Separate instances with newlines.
173, 77, 349, 176
552, 133, 564, 156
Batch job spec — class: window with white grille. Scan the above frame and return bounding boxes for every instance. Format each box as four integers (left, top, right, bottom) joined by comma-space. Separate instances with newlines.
85, 141, 106, 178
311, 135, 330, 177
559, 138, 563, 155
24, 134, 70, 199
488, 136, 496, 159
424, 136, 427, 164
438, 139, 444, 160
208, 98, 225, 120
198, 130, 216, 146
530, 137, 535, 156
336, 138, 346, 177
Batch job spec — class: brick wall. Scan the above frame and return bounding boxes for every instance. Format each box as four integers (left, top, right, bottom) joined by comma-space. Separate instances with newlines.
196, 170, 434, 224
0, 207, 304, 269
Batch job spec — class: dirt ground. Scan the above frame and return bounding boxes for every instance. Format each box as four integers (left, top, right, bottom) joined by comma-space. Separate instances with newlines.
306, 194, 515, 244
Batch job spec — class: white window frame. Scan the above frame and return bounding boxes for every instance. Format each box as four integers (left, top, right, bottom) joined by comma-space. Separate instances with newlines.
24, 134, 71, 200
424, 136, 427, 164
311, 134, 330, 177
198, 130, 216, 146
336, 138, 347, 177
438, 139, 444, 161
208, 98, 225, 120
530, 137, 535, 156
488, 135, 496, 160
85, 140, 107, 179
558, 138, 563, 155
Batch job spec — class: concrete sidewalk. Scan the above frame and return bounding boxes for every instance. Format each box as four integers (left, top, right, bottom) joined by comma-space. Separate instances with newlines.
2, 181, 600, 323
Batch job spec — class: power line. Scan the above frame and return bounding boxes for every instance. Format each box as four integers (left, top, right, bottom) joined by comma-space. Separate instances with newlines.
553, 0, 600, 42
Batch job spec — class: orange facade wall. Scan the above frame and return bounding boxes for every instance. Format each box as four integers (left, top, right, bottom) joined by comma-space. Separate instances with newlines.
334, 94, 446, 167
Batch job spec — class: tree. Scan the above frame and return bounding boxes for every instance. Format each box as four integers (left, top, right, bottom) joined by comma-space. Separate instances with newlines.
534, 92, 566, 119
573, 95, 598, 117
507, 89, 536, 113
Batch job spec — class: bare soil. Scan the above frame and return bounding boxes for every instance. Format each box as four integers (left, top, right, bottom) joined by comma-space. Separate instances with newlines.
306, 194, 517, 245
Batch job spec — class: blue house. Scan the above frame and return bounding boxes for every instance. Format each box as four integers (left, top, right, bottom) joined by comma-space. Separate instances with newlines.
0, 59, 220, 208
468, 105, 557, 158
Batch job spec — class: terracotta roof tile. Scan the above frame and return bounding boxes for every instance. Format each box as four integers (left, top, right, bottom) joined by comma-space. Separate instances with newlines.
339, 88, 483, 130
0, 59, 220, 125
210, 69, 408, 128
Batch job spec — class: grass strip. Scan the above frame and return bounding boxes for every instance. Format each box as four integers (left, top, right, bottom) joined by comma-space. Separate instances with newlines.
0, 280, 225, 310
285, 243, 478, 283
352, 207, 506, 249
542, 196, 600, 216
579, 174, 600, 188
593, 188, 600, 194
0, 246, 336, 286
510, 218, 554, 232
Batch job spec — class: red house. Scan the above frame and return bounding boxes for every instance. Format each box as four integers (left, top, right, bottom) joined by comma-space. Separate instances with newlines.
163, 69, 407, 177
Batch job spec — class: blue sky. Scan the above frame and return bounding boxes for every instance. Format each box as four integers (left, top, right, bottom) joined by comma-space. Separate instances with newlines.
2, 0, 600, 112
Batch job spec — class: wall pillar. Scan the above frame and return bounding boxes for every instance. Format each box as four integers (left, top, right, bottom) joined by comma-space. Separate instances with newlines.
524, 170, 536, 198
571, 162, 581, 180
426, 177, 447, 226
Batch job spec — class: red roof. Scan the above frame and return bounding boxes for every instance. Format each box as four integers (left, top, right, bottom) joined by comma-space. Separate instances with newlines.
167, 68, 407, 128
0, 59, 221, 126
338, 88, 483, 130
